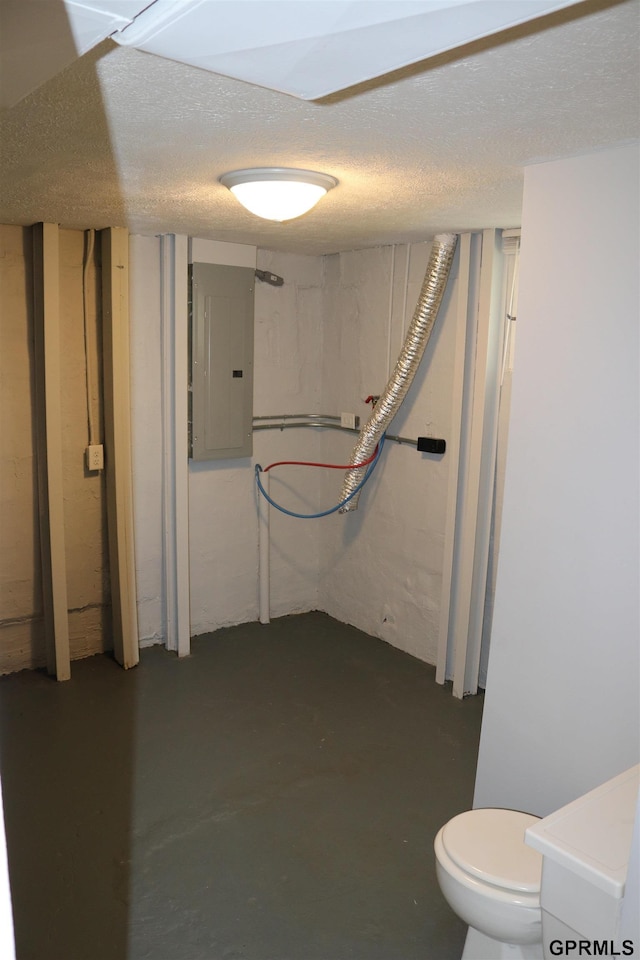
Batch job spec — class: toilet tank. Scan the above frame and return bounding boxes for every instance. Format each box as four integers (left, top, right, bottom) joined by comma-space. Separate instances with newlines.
525, 765, 639, 952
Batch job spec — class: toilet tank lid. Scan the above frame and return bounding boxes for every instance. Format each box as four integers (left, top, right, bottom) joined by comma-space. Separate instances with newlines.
525, 764, 640, 899
441, 808, 543, 893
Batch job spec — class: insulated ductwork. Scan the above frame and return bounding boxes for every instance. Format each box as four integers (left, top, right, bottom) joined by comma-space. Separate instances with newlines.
339, 233, 458, 512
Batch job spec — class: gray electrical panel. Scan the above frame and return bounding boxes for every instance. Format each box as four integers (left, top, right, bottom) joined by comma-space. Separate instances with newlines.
189, 262, 254, 461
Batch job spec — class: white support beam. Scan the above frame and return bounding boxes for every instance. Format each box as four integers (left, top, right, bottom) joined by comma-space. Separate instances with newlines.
436, 233, 471, 686
451, 229, 505, 698
462, 228, 506, 695
32, 222, 71, 681
160, 234, 191, 657
101, 227, 139, 669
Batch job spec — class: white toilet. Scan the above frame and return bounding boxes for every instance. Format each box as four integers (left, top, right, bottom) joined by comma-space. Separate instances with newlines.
434, 807, 544, 959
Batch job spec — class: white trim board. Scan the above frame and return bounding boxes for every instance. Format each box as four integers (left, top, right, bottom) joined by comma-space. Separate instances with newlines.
160, 234, 191, 656
437, 229, 508, 698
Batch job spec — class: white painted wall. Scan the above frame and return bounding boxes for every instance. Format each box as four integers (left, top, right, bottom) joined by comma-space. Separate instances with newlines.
189, 248, 325, 633
317, 243, 462, 663
253, 249, 326, 618
474, 144, 640, 817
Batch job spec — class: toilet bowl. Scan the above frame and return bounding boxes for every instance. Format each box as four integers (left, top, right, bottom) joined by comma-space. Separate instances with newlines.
434, 808, 544, 959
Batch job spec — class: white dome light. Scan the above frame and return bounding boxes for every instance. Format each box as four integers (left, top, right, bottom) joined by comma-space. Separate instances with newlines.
220, 168, 338, 222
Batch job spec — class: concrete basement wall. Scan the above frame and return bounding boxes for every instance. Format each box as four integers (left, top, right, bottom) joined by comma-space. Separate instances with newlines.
0, 225, 110, 673
1, 228, 462, 671
129, 238, 459, 664
317, 243, 461, 664
0, 225, 42, 671
58, 229, 111, 659
474, 143, 640, 817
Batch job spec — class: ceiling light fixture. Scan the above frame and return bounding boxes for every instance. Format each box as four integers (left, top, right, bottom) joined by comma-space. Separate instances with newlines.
219, 168, 338, 222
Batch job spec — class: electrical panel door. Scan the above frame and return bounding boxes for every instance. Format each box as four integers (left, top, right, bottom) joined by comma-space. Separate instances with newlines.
190, 262, 254, 461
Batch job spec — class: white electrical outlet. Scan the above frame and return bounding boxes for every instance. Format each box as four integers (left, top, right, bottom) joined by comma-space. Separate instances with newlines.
340, 412, 358, 430
86, 444, 104, 471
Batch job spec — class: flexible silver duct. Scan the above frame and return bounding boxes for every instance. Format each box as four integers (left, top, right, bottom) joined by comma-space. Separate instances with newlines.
339, 233, 458, 512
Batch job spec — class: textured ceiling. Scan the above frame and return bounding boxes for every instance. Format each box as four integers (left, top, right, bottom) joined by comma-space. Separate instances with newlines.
1, 0, 638, 255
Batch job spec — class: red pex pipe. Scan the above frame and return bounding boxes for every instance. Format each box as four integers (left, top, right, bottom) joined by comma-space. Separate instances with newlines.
263, 444, 379, 474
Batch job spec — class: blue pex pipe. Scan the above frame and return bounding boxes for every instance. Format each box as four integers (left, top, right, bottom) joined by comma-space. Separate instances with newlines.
255, 435, 386, 519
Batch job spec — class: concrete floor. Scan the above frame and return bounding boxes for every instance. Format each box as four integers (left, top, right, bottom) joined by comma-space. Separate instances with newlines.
0, 612, 483, 960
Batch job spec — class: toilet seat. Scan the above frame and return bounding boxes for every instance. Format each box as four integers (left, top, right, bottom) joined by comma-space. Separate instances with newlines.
440, 809, 542, 894
434, 809, 544, 954
435, 831, 541, 912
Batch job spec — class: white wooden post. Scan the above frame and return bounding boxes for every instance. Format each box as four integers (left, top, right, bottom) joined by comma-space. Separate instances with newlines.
258, 471, 270, 624
444, 229, 506, 698
160, 234, 191, 656
457, 228, 506, 696
436, 233, 473, 685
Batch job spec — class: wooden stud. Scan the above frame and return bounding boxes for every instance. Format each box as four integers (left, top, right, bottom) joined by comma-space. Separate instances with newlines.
101, 227, 139, 669
32, 222, 71, 681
